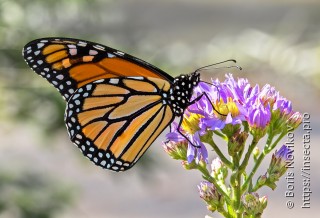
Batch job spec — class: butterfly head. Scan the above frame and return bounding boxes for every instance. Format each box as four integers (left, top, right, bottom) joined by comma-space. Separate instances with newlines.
169, 72, 200, 115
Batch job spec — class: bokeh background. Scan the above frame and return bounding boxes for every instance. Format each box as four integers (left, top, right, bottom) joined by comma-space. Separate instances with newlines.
0, 0, 319, 217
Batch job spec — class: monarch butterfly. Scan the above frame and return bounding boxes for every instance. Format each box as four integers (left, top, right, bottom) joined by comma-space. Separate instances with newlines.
23, 37, 232, 172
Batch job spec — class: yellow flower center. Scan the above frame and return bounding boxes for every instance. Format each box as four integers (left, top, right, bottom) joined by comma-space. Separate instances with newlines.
181, 113, 203, 135
213, 97, 240, 119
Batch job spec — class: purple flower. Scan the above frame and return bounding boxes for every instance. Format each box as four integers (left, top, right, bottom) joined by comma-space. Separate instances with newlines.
166, 112, 208, 164
191, 78, 247, 131
273, 96, 292, 115
275, 144, 291, 161
267, 145, 292, 184
247, 103, 271, 129
259, 84, 279, 107
224, 74, 251, 104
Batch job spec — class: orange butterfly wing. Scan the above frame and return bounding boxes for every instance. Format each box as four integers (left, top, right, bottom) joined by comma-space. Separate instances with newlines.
65, 77, 174, 171
23, 38, 174, 101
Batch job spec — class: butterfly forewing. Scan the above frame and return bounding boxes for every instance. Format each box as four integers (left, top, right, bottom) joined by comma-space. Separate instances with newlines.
65, 77, 174, 171
22, 38, 174, 101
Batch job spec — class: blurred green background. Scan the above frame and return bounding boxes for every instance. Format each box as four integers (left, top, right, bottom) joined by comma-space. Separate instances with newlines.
0, 0, 319, 217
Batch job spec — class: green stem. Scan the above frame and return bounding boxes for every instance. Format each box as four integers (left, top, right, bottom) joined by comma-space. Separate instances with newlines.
213, 130, 228, 141
227, 204, 234, 217
267, 132, 287, 152
239, 122, 249, 160
205, 137, 232, 169
218, 207, 231, 218
240, 134, 273, 194
235, 172, 242, 218
246, 132, 287, 193
239, 138, 259, 173
230, 155, 242, 217
241, 151, 266, 193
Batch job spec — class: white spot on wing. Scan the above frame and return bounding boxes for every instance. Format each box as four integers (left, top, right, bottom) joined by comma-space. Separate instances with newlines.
107, 53, 115, 58
78, 41, 87, 47
86, 84, 92, 90
93, 45, 105, 50
68, 44, 76, 49
37, 43, 44, 48
68, 110, 73, 117
89, 50, 98, 55
56, 75, 64, 80
128, 76, 143, 80
101, 160, 106, 166
109, 78, 119, 84
115, 51, 124, 56
94, 79, 104, 83
69, 48, 77, 55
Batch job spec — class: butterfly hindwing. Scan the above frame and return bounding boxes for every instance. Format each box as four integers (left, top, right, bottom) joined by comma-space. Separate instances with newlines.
23, 38, 174, 101
65, 77, 174, 171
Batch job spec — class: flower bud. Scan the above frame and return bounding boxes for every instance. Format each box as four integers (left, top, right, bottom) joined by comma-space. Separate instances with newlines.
198, 181, 222, 208
267, 145, 292, 185
259, 84, 279, 108
259, 195, 268, 210
181, 160, 197, 170
207, 204, 217, 212
211, 157, 228, 180
253, 147, 260, 161
242, 193, 266, 216
256, 174, 267, 186
247, 104, 271, 139
162, 140, 188, 160
228, 129, 248, 156
271, 97, 293, 134
286, 111, 302, 130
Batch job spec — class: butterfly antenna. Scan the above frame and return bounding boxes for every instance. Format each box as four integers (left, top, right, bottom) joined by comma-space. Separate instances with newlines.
195, 59, 242, 73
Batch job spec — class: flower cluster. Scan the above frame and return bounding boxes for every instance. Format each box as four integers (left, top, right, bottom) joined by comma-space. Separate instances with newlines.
242, 193, 268, 218
162, 74, 302, 218
164, 74, 301, 163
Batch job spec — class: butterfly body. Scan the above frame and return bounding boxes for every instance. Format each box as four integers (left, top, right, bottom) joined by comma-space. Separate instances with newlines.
23, 38, 200, 171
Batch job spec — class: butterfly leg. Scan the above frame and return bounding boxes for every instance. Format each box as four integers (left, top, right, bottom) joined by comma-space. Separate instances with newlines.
189, 91, 227, 117
176, 116, 201, 148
